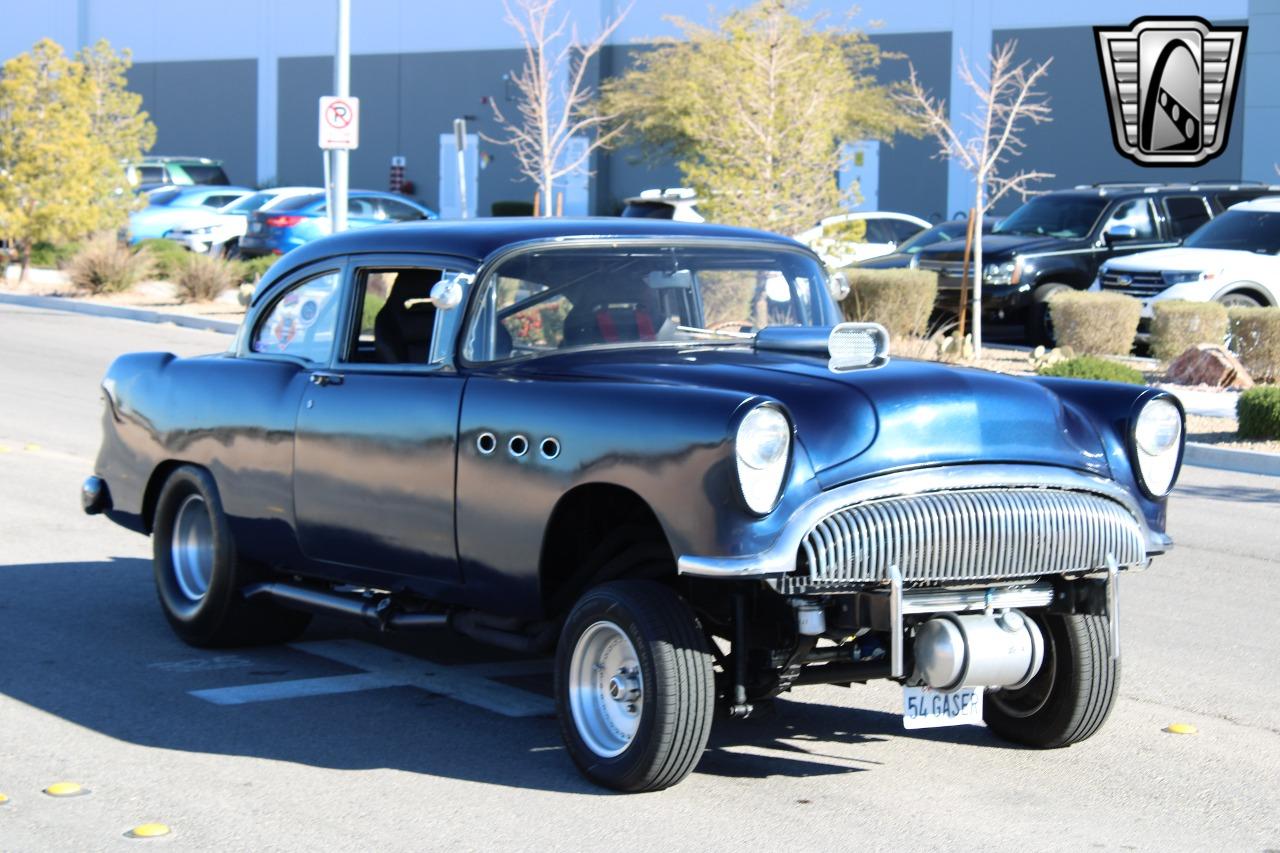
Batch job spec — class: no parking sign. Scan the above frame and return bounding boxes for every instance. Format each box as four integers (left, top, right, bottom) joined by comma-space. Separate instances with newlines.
318, 96, 360, 150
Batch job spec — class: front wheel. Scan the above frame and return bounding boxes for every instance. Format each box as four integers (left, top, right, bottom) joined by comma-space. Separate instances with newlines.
152, 465, 311, 647
1218, 291, 1263, 309
555, 580, 715, 792
984, 612, 1118, 748
1025, 282, 1071, 346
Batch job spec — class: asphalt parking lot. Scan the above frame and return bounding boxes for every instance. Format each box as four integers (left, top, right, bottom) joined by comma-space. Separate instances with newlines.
1, 304, 1278, 851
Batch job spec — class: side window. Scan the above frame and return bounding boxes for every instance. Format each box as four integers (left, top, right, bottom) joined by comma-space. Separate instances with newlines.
863, 219, 897, 244
1103, 199, 1156, 240
346, 267, 451, 365
202, 194, 239, 208
887, 219, 924, 244
251, 272, 341, 362
379, 199, 426, 222
1164, 196, 1212, 238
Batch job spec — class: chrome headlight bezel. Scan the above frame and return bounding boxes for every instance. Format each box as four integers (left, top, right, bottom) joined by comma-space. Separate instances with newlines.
734, 403, 793, 516
983, 261, 1018, 286
1129, 395, 1185, 499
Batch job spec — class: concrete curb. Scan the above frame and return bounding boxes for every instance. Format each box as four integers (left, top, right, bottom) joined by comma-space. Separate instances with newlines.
1185, 442, 1280, 478
0, 292, 239, 335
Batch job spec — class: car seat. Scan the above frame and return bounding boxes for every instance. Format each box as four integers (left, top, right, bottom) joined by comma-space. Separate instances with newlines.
373, 269, 443, 363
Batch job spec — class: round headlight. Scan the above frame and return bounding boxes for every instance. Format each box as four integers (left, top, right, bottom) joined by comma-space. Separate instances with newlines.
1135, 398, 1181, 456
1132, 397, 1183, 497
735, 405, 791, 514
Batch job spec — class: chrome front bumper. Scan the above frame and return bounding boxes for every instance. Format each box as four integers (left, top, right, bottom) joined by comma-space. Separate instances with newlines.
676, 464, 1170, 580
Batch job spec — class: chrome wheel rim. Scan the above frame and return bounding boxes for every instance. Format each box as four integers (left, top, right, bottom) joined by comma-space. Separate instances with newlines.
1219, 294, 1259, 309
170, 494, 214, 602
568, 621, 644, 758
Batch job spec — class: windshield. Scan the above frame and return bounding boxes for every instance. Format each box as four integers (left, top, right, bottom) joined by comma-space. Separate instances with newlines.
1183, 209, 1280, 254
993, 196, 1109, 239
144, 187, 182, 207
463, 244, 829, 363
223, 191, 278, 213
900, 222, 965, 254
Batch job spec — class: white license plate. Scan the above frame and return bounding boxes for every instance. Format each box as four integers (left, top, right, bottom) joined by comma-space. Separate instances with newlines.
902, 685, 984, 729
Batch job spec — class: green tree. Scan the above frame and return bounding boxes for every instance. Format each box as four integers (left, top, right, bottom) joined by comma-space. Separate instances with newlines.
602, 0, 913, 235
78, 39, 156, 228
0, 39, 153, 281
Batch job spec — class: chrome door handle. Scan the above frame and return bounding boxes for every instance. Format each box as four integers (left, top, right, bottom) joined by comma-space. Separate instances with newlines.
309, 371, 345, 387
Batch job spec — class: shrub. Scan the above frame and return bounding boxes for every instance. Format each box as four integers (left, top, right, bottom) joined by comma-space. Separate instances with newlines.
29, 241, 81, 269
68, 234, 155, 294
132, 238, 190, 282
839, 268, 939, 339
236, 254, 278, 285
1238, 386, 1280, 440
1228, 307, 1280, 383
1047, 291, 1142, 355
1150, 300, 1228, 362
174, 253, 238, 303
1036, 355, 1145, 385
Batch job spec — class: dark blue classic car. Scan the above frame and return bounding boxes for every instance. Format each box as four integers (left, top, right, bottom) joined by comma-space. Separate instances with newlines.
84, 218, 1184, 791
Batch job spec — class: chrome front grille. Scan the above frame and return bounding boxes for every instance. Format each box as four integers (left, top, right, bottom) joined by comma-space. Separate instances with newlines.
798, 487, 1146, 587
1100, 270, 1166, 298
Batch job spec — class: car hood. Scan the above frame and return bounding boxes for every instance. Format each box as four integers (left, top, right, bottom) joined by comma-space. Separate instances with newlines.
919, 234, 1080, 263
849, 252, 913, 269
1103, 246, 1260, 271
512, 347, 1111, 487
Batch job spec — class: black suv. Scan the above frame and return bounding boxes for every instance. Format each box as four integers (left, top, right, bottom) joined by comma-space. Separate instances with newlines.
916, 182, 1280, 343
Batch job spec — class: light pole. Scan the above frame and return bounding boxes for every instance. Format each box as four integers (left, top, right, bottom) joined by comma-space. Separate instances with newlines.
331, 0, 350, 233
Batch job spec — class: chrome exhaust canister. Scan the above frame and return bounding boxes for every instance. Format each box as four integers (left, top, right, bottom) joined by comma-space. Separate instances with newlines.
913, 609, 1045, 691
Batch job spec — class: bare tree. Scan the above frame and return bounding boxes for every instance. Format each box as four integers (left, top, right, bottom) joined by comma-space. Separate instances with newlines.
897, 41, 1053, 355
487, 0, 631, 216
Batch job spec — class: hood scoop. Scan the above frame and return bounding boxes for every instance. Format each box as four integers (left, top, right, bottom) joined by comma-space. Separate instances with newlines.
754, 323, 890, 372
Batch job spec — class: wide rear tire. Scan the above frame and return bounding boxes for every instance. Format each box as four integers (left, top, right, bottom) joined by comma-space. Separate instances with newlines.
555, 580, 715, 792
983, 612, 1118, 748
151, 465, 311, 647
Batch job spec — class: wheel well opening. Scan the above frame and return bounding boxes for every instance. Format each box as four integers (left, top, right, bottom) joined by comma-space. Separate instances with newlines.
141, 460, 191, 533
539, 484, 673, 616
1222, 286, 1272, 306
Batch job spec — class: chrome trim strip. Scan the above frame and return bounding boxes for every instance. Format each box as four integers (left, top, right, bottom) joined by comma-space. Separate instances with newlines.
1106, 553, 1120, 661
677, 464, 1162, 578
900, 581, 1055, 615
889, 564, 904, 678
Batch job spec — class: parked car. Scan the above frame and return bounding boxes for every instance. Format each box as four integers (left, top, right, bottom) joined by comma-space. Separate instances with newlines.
84, 218, 1185, 792
165, 187, 322, 257
127, 186, 255, 244
849, 217, 1003, 270
126, 156, 231, 187
916, 181, 1280, 344
620, 188, 704, 222
795, 211, 930, 267
238, 191, 437, 257
1093, 196, 1280, 311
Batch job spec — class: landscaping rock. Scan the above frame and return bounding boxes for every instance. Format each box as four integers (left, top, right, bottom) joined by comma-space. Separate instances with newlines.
1166, 344, 1254, 389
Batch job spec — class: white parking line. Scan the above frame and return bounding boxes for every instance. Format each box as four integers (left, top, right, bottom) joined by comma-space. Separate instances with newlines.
188, 638, 555, 718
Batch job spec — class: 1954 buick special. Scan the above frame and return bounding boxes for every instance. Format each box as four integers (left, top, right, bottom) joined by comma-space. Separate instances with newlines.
83, 218, 1184, 792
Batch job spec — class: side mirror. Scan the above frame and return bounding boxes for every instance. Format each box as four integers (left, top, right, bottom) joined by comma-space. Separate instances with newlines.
827, 269, 851, 302
1104, 224, 1137, 244
430, 273, 471, 310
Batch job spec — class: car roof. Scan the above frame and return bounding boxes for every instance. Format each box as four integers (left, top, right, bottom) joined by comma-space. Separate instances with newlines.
261, 218, 810, 292
1229, 196, 1280, 212
135, 156, 224, 165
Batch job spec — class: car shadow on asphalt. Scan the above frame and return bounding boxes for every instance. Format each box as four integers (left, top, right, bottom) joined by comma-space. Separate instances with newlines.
0, 556, 1013, 793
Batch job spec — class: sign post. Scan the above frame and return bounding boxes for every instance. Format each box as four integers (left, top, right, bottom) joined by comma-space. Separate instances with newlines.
453, 118, 469, 220
321, 0, 354, 233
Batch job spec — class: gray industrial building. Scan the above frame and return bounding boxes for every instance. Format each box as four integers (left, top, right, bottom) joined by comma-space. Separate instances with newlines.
5, 0, 1279, 221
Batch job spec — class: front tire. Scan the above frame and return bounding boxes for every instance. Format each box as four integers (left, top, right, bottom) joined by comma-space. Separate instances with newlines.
1218, 291, 1263, 309
984, 612, 1118, 748
555, 580, 715, 792
1025, 282, 1071, 346
152, 465, 311, 647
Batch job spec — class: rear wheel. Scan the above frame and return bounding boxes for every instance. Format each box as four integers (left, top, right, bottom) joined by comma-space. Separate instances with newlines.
555, 580, 715, 792
151, 465, 310, 647
984, 612, 1118, 748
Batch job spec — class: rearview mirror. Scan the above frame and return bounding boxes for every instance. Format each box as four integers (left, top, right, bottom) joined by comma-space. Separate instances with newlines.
1104, 224, 1137, 244
827, 269, 851, 301
430, 273, 471, 310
